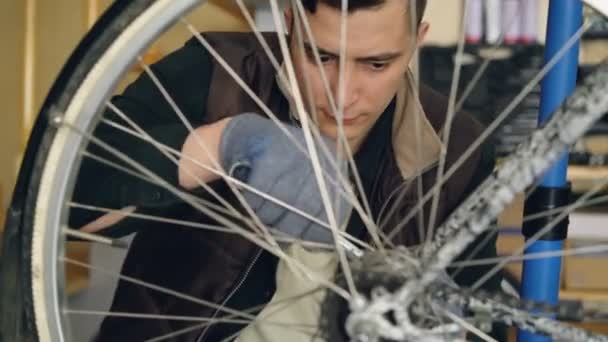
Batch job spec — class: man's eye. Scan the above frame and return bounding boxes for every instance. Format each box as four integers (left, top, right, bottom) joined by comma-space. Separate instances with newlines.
319, 54, 332, 63
305, 49, 332, 64
370, 62, 388, 71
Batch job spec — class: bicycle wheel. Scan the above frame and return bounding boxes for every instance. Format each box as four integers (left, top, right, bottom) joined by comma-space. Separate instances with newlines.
1, 1, 206, 340
2, 0, 608, 341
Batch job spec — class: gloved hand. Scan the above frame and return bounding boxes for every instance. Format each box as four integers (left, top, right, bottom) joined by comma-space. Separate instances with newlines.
219, 113, 352, 244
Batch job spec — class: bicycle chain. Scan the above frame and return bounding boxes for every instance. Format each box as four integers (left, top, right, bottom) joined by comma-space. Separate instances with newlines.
437, 287, 608, 341
318, 248, 608, 341
452, 287, 585, 321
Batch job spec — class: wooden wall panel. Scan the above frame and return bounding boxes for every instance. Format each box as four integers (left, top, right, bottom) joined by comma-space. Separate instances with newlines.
0, 0, 26, 204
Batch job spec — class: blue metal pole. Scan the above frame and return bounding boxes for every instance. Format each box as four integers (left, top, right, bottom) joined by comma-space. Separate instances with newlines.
518, 1, 583, 342
537, 0, 583, 188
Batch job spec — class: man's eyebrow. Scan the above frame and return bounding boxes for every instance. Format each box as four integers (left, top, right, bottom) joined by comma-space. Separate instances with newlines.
302, 42, 403, 62
303, 42, 339, 58
357, 52, 403, 62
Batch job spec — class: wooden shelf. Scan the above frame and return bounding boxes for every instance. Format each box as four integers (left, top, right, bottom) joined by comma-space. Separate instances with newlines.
560, 289, 608, 302
568, 165, 608, 194
65, 242, 91, 295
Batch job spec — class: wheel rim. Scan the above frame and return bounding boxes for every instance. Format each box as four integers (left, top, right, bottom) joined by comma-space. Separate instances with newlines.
31, 1, 203, 340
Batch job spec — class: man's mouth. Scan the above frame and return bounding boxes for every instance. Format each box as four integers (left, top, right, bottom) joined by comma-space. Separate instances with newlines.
341, 116, 359, 125
322, 110, 361, 126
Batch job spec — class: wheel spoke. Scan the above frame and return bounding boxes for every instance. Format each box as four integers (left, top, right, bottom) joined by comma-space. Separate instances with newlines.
386, 19, 593, 243
472, 177, 608, 290
426, 0, 471, 248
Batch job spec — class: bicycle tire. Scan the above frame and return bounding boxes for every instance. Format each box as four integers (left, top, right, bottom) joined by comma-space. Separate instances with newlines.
0, 1, 202, 341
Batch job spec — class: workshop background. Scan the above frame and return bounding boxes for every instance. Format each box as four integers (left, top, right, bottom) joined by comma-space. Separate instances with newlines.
1, 0, 608, 340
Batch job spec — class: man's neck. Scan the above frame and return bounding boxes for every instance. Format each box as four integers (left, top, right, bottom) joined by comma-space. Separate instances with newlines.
348, 134, 366, 154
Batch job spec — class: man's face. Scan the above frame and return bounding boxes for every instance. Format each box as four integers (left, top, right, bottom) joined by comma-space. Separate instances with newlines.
288, 0, 427, 151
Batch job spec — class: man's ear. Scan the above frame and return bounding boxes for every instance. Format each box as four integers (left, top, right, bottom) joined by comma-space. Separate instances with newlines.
416, 21, 430, 48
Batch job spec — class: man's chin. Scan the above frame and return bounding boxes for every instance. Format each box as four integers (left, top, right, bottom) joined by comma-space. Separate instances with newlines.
325, 130, 359, 147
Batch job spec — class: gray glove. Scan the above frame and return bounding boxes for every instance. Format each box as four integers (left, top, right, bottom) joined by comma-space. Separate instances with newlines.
219, 113, 351, 244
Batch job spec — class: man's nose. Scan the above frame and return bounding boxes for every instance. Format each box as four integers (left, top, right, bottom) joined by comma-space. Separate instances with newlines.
332, 67, 360, 113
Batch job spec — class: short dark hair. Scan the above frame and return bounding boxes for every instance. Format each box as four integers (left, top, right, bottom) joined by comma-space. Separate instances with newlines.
301, 0, 428, 26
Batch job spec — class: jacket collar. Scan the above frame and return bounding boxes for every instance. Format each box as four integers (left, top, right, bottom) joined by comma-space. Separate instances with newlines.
276, 68, 442, 180
392, 70, 443, 179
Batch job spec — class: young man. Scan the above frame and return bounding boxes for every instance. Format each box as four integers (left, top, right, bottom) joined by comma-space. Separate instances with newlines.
72, 0, 502, 340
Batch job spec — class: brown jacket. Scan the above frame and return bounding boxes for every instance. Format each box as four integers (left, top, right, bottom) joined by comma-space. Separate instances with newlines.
86, 32, 499, 341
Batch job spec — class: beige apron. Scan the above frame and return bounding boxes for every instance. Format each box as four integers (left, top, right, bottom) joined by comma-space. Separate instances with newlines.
235, 244, 337, 342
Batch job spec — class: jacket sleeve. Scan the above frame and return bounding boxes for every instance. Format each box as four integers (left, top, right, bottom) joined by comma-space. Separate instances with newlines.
69, 37, 215, 237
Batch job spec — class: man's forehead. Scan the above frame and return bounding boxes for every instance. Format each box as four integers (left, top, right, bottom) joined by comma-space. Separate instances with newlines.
301, 40, 405, 62
297, 5, 415, 59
